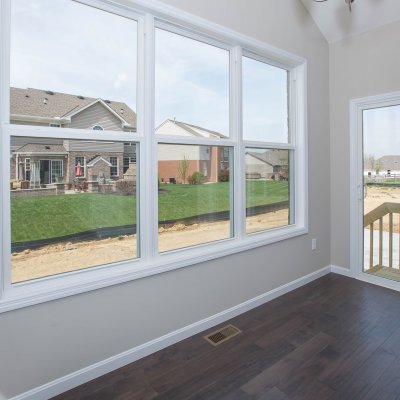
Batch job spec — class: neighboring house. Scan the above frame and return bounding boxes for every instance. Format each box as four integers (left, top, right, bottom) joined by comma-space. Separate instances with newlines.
246, 150, 289, 180
10, 87, 137, 186
156, 119, 229, 183
364, 155, 400, 177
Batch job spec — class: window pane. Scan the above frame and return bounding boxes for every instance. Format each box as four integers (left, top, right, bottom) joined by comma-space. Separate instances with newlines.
245, 148, 291, 233
10, 137, 138, 283
10, 0, 137, 132
243, 57, 288, 143
158, 144, 232, 252
155, 29, 229, 139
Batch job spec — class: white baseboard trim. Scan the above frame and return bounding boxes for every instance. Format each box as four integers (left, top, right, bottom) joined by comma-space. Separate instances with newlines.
330, 265, 355, 277
10, 265, 331, 400
355, 272, 400, 292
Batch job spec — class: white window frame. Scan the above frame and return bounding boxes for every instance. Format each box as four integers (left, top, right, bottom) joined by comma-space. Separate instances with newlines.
350, 91, 400, 291
109, 156, 119, 177
24, 157, 30, 181
50, 159, 63, 183
0, 0, 307, 313
75, 156, 87, 178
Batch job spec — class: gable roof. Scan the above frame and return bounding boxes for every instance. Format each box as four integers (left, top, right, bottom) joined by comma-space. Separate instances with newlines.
86, 156, 112, 167
156, 119, 228, 139
10, 87, 137, 128
378, 155, 400, 170
15, 143, 67, 155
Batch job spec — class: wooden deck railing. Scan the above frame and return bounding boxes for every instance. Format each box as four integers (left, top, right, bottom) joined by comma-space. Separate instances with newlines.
364, 202, 400, 269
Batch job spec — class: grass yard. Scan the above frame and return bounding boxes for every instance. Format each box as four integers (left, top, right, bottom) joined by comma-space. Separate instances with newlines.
12, 180, 288, 243
11, 193, 136, 242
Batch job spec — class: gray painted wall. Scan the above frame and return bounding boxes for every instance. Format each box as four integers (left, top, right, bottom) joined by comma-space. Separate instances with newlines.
0, 1, 330, 397
330, 21, 400, 269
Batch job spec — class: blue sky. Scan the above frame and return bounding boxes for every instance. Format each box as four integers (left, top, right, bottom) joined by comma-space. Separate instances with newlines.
11, 0, 288, 142
363, 105, 400, 158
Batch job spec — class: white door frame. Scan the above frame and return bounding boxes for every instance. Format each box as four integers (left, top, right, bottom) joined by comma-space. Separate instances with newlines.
350, 91, 400, 291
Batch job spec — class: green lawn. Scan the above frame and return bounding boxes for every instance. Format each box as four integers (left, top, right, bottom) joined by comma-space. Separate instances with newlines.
11, 181, 288, 242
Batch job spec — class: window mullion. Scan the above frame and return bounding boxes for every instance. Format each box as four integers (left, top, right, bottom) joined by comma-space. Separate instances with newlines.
231, 46, 245, 239
0, 0, 11, 299
141, 13, 158, 263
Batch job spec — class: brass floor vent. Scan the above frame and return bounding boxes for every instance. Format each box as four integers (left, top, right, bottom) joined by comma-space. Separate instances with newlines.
204, 324, 242, 346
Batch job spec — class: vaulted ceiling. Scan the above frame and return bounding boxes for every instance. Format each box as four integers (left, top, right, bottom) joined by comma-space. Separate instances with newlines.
300, 0, 400, 43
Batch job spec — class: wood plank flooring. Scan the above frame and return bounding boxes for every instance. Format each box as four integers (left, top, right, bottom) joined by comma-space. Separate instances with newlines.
53, 274, 400, 400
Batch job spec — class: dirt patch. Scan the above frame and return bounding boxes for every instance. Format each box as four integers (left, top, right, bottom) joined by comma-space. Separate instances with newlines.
364, 187, 400, 232
12, 209, 289, 283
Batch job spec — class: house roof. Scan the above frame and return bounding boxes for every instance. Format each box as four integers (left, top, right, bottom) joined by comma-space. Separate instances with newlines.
156, 119, 228, 139
247, 150, 288, 166
86, 156, 112, 167
15, 143, 67, 155
10, 87, 137, 128
378, 155, 400, 170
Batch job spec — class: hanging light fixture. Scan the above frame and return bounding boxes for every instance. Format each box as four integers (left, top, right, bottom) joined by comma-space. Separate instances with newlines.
312, 0, 355, 12
345, 0, 355, 12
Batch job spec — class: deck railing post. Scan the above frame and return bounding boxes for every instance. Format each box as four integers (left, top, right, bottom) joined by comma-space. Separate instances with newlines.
379, 217, 383, 267
369, 223, 373, 269
389, 213, 393, 268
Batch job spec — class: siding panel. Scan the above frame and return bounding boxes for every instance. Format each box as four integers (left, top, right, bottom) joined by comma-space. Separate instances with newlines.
69, 102, 122, 131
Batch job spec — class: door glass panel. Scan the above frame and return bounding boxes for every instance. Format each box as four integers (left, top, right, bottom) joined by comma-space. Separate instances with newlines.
363, 104, 400, 282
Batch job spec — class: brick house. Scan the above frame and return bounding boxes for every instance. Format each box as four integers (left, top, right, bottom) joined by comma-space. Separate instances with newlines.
10, 88, 232, 186
245, 150, 289, 180
10, 87, 137, 187
156, 119, 230, 183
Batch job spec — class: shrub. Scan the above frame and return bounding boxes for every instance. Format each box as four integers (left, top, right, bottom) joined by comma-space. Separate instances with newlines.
219, 169, 230, 182
188, 171, 205, 185
115, 179, 136, 195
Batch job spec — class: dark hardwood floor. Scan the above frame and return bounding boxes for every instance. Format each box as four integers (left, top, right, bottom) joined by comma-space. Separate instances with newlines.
53, 274, 400, 400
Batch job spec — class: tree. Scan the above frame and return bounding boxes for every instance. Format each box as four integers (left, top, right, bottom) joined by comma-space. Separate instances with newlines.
375, 160, 381, 175
364, 154, 375, 171
177, 156, 190, 184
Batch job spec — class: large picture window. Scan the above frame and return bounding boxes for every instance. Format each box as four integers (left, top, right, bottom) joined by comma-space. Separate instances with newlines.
0, 0, 307, 312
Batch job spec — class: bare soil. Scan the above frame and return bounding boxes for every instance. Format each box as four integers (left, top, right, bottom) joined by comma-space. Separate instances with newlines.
13, 187, 399, 283
364, 187, 400, 232
12, 209, 289, 283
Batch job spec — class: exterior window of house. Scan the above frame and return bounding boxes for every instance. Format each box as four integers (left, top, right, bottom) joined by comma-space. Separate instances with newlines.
123, 157, 136, 173
157, 144, 232, 252
75, 157, 85, 178
1, 0, 306, 312
51, 160, 63, 183
24, 158, 31, 181
110, 157, 118, 177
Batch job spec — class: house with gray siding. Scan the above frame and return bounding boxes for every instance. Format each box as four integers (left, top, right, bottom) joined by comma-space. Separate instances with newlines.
10, 87, 137, 186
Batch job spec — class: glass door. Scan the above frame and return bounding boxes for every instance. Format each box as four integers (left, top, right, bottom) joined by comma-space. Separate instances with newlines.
363, 104, 400, 282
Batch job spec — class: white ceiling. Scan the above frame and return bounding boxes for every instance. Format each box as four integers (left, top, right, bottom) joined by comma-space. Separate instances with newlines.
300, 0, 400, 43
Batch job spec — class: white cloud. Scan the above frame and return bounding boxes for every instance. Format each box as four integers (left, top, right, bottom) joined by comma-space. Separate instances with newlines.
11, 0, 137, 109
